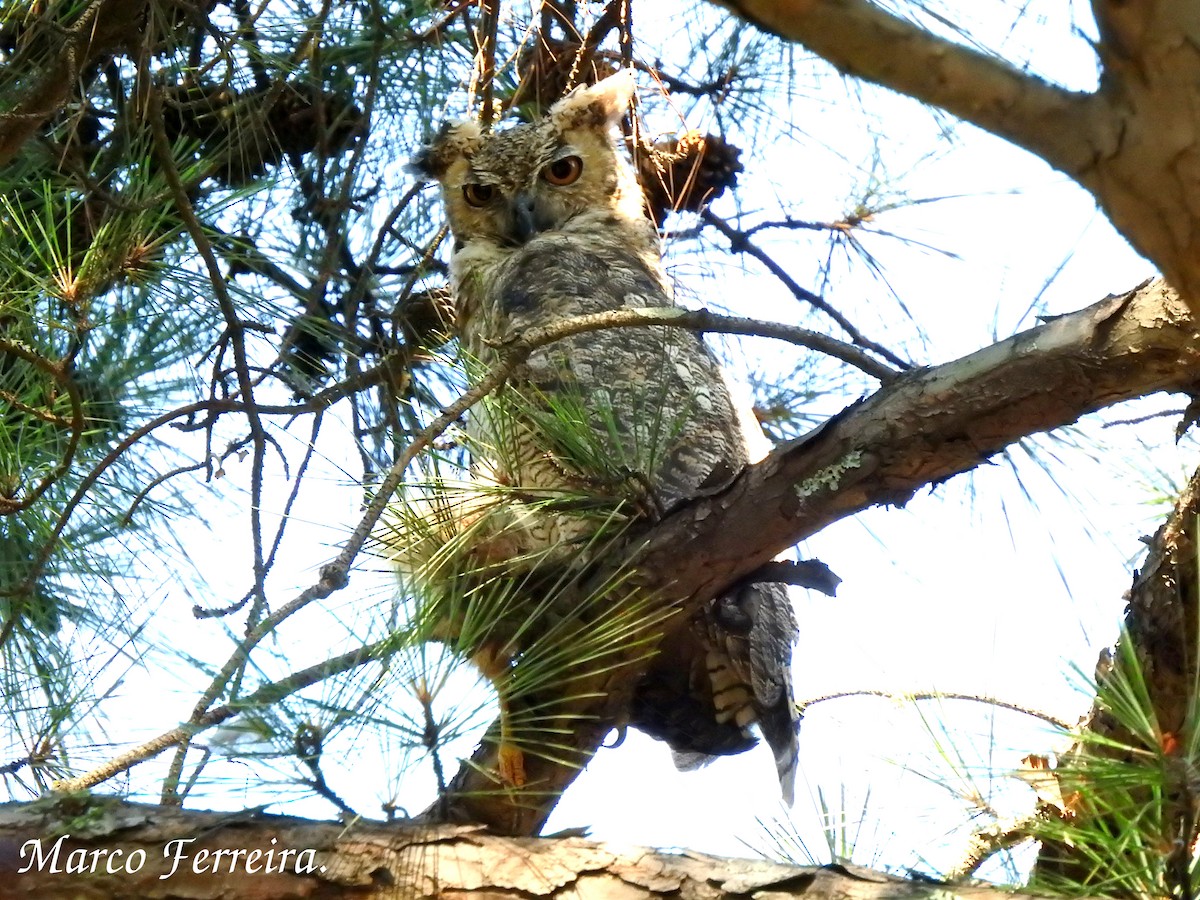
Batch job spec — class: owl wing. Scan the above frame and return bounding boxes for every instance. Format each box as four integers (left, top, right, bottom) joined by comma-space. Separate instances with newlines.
468, 228, 800, 802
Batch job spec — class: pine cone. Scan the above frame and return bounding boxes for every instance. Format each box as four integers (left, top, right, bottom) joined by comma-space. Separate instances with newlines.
635, 131, 744, 221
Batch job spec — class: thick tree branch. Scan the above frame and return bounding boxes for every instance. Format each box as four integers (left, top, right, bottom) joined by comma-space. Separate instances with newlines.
704, 1, 1200, 314
442, 278, 1200, 833
42, 280, 1199, 836
704, 0, 1110, 179
635, 279, 1193, 603
0, 799, 1071, 899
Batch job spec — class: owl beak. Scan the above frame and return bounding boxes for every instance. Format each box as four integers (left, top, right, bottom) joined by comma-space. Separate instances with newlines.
512, 191, 539, 243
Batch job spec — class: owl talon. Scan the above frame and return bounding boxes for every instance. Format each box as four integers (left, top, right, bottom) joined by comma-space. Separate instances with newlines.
497, 742, 526, 787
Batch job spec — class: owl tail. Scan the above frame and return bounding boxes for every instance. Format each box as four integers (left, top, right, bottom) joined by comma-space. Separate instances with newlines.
732, 579, 800, 807
758, 695, 799, 806
670, 697, 797, 804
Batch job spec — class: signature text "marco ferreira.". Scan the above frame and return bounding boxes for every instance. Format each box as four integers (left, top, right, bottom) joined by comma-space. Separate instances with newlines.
18, 835, 324, 879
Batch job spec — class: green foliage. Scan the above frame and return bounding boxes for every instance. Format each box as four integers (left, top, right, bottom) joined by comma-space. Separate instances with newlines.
377, 385, 675, 784
1014, 636, 1200, 899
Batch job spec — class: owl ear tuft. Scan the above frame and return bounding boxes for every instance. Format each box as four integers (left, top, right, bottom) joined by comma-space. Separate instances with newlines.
407, 119, 483, 180
548, 68, 635, 132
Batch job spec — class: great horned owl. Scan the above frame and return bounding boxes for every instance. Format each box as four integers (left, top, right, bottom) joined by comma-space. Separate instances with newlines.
406, 70, 800, 803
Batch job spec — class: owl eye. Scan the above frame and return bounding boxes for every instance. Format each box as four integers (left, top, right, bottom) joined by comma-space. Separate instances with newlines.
462, 183, 495, 207
542, 156, 583, 186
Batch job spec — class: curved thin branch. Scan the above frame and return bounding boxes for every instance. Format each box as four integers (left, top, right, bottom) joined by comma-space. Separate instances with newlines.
796, 689, 1073, 731
516, 304, 901, 380
54, 638, 394, 794
701, 209, 910, 371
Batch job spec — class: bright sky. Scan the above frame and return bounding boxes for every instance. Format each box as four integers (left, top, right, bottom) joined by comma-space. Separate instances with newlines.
58, 0, 1199, 881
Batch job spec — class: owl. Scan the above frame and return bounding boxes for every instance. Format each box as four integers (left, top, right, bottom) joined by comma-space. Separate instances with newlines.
405, 70, 800, 803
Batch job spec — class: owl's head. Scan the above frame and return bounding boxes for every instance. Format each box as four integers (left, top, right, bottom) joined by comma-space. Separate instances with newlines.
410, 70, 644, 247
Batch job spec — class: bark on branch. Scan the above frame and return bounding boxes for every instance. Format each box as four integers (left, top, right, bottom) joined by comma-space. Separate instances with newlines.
0, 0, 150, 167
0, 799, 1069, 899
442, 278, 1200, 833
639, 279, 1196, 599
704, 0, 1108, 178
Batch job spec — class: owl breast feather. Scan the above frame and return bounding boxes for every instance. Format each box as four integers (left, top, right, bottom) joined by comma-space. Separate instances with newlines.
458, 222, 748, 515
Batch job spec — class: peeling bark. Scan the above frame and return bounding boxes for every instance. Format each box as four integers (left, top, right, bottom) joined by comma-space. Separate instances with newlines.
0, 799, 1069, 899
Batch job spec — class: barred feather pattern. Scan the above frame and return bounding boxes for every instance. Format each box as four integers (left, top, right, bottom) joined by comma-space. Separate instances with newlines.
407, 72, 799, 802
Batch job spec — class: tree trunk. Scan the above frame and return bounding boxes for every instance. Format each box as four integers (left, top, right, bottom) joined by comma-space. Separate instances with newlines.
1029, 462, 1200, 893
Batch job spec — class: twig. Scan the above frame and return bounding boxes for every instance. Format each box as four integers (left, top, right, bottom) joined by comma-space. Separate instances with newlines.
146, 82, 271, 628
796, 689, 1073, 730
541, 1, 581, 40
540, 304, 901, 381
1102, 409, 1185, 428
120, 458, 211, 526
415, 678, 450, 820
56, 638, 397, 795
701, 208, 911, 371
741, 215, 865, 238
295, 722, 358, 818
598, 53, 735, 98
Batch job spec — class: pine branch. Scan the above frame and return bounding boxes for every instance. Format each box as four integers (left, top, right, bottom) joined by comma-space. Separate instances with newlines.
701, 209, 910, 371
0, 0, 148, 167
